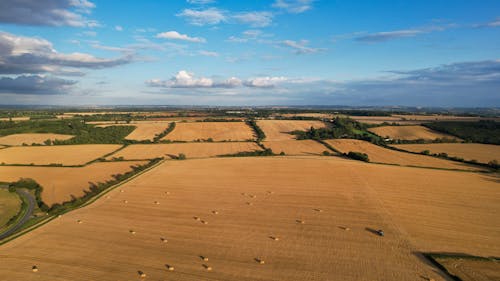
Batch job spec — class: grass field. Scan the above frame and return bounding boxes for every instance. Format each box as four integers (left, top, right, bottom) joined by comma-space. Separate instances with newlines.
0, 189, 21, 231
262, 140, 330, 155
162, 122, 254, 141
324, 139, 481, 170
0, 161, 146, 206
434, 257, 500, 281
394, 143, 500, 164
0, 157, 498, 281
257, 120, 326, 141
368, 125, 459, 140
0, 133, 75, 146
96, 122, 171, 141
107, 142, 262, 160
0, 144, 122, 166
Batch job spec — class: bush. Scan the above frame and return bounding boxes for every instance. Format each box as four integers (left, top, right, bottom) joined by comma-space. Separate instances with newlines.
178, 153, 186, 160
246, 119, 266, 142
322, 150, 331, 156
345, 151, 369, 162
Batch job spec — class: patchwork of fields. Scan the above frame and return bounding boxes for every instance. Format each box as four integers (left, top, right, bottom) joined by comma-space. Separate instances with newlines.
394, 143, 500, 163
257, 120, 326, 141
0, 134, 75, 146
262, 140, 330, 155
368, 125, 459, 141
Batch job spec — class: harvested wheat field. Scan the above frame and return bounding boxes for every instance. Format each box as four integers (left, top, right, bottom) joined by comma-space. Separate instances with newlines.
0, 161, 145, 206
0, 117, 30, 121
394, 143, 500, 164
107, 142, 262, 159
349, 115, 414, 124
262, 140, 331, 155
0, 133, 75, 146
368, 125, 459, 141
433, 257, 500, 281
324, 139, 481, 170
0, 189, 21, 230
96, 122, 171, 141
0, 144, 122, 165
162, 122, 254, 141
0, 157, 498, 281
257, 120, 326, 141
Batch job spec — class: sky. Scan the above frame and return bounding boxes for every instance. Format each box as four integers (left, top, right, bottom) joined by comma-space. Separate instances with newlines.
0, 0, 499, 107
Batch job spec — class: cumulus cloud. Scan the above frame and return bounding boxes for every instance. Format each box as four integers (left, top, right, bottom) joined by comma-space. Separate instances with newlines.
232, 11, 273, 27
0, 0, 98, 27
281, 40, 324, 54
177, 8, 226, 26
244, 76, 287, 88
186, 0, 215, 4
355, 30, 424, 42
0, 31, 134, 75
155, 31, 206, 43
115, 25, 123, 31
0, 75, 77, 95
272, 0, 314, 14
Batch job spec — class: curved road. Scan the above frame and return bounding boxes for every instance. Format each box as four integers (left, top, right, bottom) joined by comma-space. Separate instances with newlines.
0, 189, 35, 240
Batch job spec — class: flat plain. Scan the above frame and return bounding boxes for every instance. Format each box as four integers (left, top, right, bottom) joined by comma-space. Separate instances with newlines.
0, 144, 122, 165
0, 133, 75, 146
0, 157, 498, 281
257, 120, 326, 141
394, 143, 500, 164
368, 125, 459, 140
107, 142, 263, 159
262, 140, 330, 155
162, 122, 255, 141
324, 139, 481, 170
0, 161, 146, 206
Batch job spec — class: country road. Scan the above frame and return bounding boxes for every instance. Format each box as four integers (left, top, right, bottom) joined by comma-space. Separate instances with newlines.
0, 189, 35, 240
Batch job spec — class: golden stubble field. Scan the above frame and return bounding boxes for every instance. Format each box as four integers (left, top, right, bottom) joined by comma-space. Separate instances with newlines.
96, 122, 171, 141
394, 143, 500, 164
434, 258, 500, 281
107, 142, 263, 160
1, 157, 498, 281
0, 161, 146, 206
0, 133, 75, 146
368, 125, 459, 141
262, 140, 330, 155
325, 139, 481, 170
257, 120, 326, 141
0, 144, 122, 165
163, 122, 255, 141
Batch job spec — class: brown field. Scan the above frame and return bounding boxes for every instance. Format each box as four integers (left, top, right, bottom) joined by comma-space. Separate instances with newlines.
394, 143, 500, 164
324, 139, 480, 170
0, 133, 75, 146
0, 144, 122, 165
262, 140, 330, 155
107, 142, 262, 159
162, 122, 255, 141
434, 258, 500, 281
349, 115, 414, 124
0, 189, 21, 230
0, 157, 498, 281
0, 161, 146, 206
257, 120, 326, 141
0, 117, 30, 121
96, 122, 171, 141
368, 125, 459, 140
280, 113, 333, 118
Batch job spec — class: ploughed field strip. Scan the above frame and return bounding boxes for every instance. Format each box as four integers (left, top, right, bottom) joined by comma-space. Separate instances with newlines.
262, 140, 331, 155
161, 122, 255, 141
0, 144, 122, 166
325, 139, 483, 171
368, 125, 459, 141
394, 143, 500, 164
0, 161, 146, 206
256, 120, 326, 141
107, 142, 262, 160
0, 134, 75, 146
1, 157, 498, 281
95, 122, 171, 141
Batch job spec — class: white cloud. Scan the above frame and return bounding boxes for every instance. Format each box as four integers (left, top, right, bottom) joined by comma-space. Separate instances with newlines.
282, 40, 324, 54
177, 8, 226, 26
186, 0, 215, 4
244, 76, 287, 88
232, 11, 273, 27
198, 50, 219, 57
115, 25, 123, 31
355, 30, 424, 42
272, 0, 314, 14
156, 31, 206, 43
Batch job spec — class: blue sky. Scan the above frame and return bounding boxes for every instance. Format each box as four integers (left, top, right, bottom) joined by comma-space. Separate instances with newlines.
0, 0, 499, 106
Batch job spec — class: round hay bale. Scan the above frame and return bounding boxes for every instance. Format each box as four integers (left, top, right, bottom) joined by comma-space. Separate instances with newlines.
165, 191, 170, 195
138, 271, 146, 278
57, 215, 62, 218
246, 202, 253, 205
203, 264, 212, 271
161, 237, 168, 243
201, 256, 209, 261
123, 200, 128, 204
120, 190, 124, 193
166, 265, 174, 271
256, 258, 265, 264
77, 219, 82, 224
32, 266, 38, 272
154, 201, 159, 205
201, 220, 208, 225
314, 208, 323, 212
212, 210, 219, 215
250, 195, 256, 198
129, 230, 136, 235
296, 220, 305, 224
270, 236, 279, 241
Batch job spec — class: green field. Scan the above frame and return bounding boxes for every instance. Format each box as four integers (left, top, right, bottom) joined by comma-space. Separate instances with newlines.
0, 189, 21, 231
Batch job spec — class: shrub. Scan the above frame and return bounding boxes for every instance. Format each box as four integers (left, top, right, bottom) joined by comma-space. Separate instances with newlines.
345, 151, 369, 162
178, 153, 186, 160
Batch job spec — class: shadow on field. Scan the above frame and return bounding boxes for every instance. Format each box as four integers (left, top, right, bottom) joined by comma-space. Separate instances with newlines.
364, 227, 382, 236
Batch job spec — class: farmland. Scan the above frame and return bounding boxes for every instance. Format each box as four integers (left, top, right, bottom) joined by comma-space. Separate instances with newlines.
0, 161, 146, 206
394, 143, 500, 164
0, 189, 21, 231
257, 120, 326, 141
324, 139, 481, 170
162, 122, 254, 141
0, 157, 498, 281
262, 140, 330, 155
0, 133, 75, 146
368, 125, 459, 141
107, 142, 263, 160
96, 122, 171, 141
433, 257, 500, 281
0, 144, 122, 166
